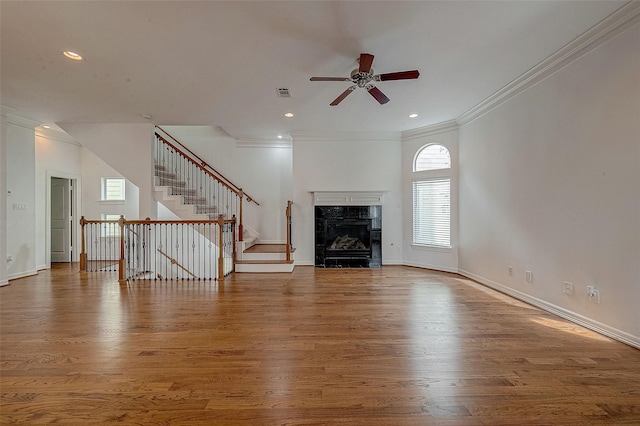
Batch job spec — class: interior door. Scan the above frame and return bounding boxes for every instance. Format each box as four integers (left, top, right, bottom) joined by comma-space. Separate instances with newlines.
51, 177, 71, 262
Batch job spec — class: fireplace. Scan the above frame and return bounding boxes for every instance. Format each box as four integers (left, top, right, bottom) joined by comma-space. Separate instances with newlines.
315, 205, 381, 267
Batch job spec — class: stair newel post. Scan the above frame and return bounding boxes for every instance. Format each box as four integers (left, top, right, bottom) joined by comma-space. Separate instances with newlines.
285, 201, 292, 262
238, 189, 244, 242
217, 214, 225, 281
79, 216, 87, 271
118, 215, 127, 284
231, 214, 237, 265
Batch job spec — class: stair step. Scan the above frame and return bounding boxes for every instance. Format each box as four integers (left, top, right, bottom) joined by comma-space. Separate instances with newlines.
182, 197, 208, 205
169, 187, 198, 196
156, 170, 177, 179
243, 243, 294, 254
195, 206, 218, 214
158, 178, 187, 187
235, 259, 295, 273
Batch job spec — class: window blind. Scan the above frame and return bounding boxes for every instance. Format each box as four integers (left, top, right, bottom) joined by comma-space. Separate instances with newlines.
103, 178, 125, 201
413, 178, 450, 247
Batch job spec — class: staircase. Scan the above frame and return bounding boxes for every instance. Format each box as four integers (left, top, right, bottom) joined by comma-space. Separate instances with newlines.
153, 129, 295, 274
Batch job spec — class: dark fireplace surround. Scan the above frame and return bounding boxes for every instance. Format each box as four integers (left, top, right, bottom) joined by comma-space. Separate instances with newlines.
315, 205, 382, 268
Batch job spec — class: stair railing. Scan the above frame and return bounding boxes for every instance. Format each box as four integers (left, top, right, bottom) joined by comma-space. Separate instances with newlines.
79, 215, 236, 282
155, 126, 258, 241
285, 200, 293, 262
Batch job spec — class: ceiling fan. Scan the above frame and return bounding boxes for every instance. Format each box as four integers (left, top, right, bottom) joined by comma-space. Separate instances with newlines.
310, 53, 419, 106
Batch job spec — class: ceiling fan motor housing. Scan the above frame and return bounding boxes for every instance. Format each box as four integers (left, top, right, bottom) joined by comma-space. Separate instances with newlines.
351, 68, 374, 87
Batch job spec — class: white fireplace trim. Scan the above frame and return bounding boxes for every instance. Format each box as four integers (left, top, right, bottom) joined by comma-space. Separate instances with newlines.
311, 191, 385, 206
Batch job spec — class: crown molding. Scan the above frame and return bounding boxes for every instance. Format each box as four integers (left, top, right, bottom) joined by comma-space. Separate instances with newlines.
1, 107, 41, 130
35, 127, 80, 146
457, 1, 640, 126
236, 139, 292, 148
1, 105, 16, 117
401, 120, 459, 141
291, 131, 401, 142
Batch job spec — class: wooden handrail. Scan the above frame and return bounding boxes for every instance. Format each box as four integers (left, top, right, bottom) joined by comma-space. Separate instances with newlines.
123, 218, 236, 225
156, 126, 259, 205
81, 216, 235, 281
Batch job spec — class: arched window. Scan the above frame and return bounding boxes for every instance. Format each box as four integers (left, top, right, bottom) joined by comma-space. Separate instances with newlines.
412, 144, 451, 248
414, 144, 451, 172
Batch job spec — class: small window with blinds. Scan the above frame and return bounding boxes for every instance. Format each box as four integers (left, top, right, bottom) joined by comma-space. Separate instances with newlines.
102, 178, 125, 201
414, 144, 451, 172
413, 178, 451, 248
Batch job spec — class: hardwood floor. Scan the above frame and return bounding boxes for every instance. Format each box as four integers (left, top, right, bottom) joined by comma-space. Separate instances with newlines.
1, 264, 639, 425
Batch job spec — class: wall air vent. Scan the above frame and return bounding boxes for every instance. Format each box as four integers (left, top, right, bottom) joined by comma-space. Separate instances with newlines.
276, 88, 292, 98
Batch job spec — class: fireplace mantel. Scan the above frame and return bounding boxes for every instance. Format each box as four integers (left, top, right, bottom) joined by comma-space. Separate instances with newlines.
311, 191, 384, 206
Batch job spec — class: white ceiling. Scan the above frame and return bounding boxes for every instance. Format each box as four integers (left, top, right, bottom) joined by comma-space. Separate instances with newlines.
0, 1, 627, 142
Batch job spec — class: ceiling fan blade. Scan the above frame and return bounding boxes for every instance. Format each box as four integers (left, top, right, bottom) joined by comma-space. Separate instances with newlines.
366, 85, 390, 105
358, 53, 374, 74
330, 85, 357, 106
376, 70, 420, 81
310, 77, 351, 82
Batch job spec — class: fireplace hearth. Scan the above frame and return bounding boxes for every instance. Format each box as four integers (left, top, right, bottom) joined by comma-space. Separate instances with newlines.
315, 206, 381, 267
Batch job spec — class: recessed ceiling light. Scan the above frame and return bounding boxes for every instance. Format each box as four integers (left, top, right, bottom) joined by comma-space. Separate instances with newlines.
42, 125, 51, 129
62, 50, 84, 61
277, 135, 283, 139
409, 113, 418, 118
141, 114, 153, 120
284, 112, 294, 118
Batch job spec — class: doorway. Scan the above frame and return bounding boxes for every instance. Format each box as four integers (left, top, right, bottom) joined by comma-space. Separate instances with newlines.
47, 173, 80, 267
50, 177, 72, 262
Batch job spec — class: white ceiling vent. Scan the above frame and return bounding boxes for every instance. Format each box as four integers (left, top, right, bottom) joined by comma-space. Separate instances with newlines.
276, 88, 292, 98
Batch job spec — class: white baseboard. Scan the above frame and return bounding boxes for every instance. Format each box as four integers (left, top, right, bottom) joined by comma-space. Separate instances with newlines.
458, 268, 640, 350
403, 261, 459, 274
0, 280, 9, 287
8, 269, 38, 281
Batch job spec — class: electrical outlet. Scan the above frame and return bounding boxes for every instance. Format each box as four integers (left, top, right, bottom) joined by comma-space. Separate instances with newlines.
508, 267, 513, 276
563, 281, 573, 295
587, 286, 600, 303
525, 270, 533, 283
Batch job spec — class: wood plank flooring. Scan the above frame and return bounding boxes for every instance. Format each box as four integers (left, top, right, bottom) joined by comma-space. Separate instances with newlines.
1, 264, 639, 425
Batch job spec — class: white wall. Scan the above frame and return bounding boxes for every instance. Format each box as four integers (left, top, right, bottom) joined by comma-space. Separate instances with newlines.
5, 117, 38, 280
458, 23, 640, 345
59, 123, 155, 219
80, 147, 140, 221
161, 126, 293, 243
292, 135, 403, 265
35, 129, 83, 268
401, 123, 459, 272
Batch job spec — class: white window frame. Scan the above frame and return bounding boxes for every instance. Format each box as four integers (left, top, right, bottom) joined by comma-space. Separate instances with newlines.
412, 144, 451, 249
101, 177, 126, 202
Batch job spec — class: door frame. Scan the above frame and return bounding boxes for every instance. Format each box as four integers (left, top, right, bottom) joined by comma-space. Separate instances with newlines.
46, 171, 82, 268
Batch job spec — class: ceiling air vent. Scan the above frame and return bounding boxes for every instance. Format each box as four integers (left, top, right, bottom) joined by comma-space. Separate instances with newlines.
276, 88, 292, 98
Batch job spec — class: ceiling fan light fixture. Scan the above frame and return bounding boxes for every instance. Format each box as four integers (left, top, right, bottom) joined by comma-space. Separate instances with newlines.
62, 50, 83, 61
310, 53, 420, 106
